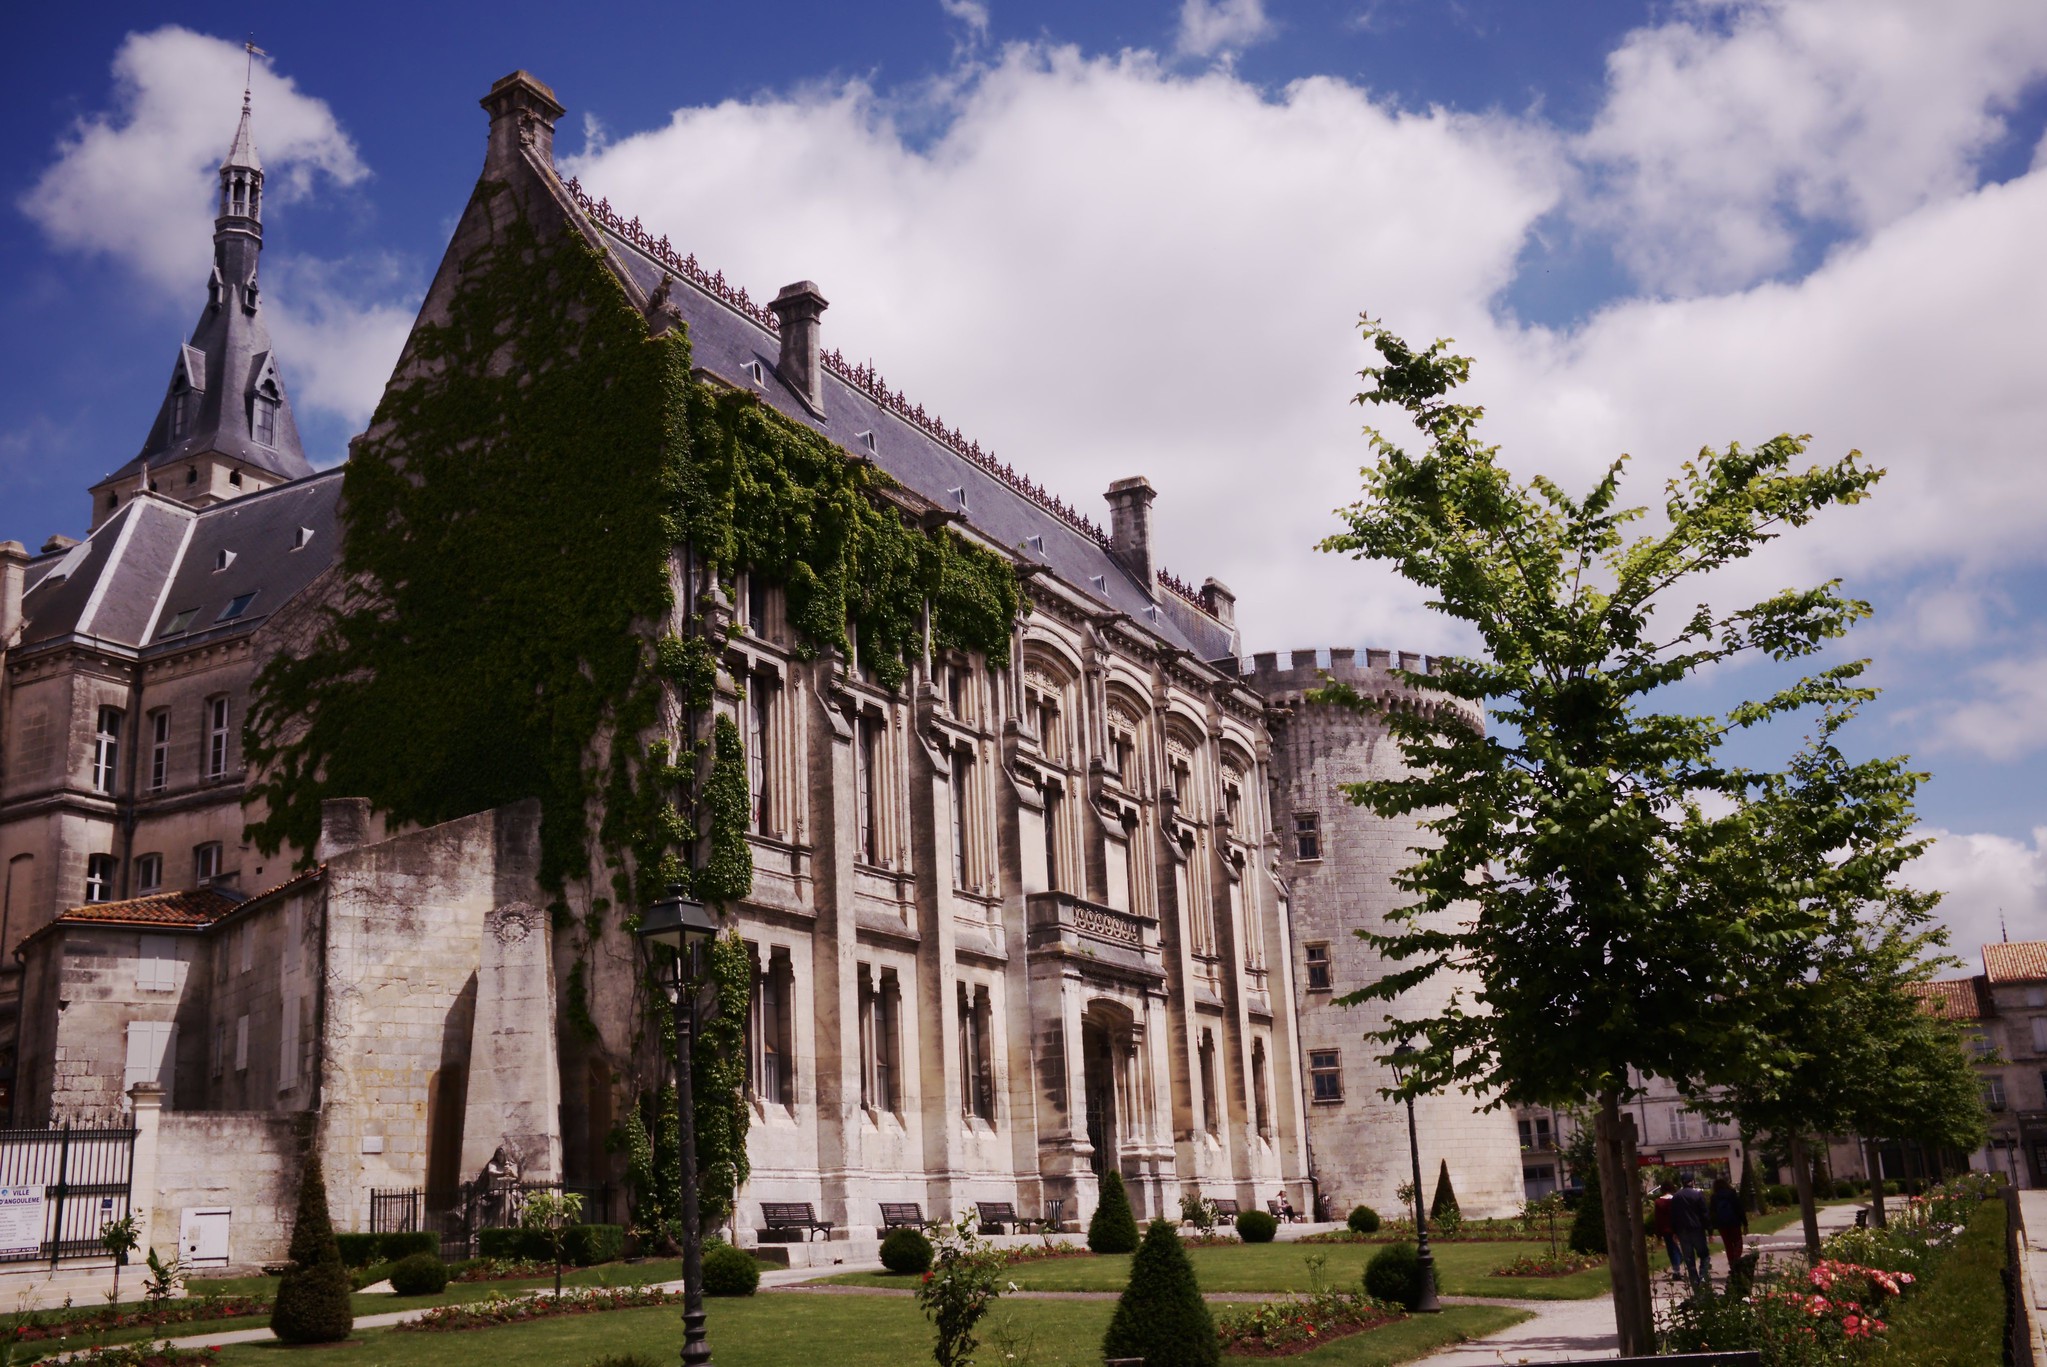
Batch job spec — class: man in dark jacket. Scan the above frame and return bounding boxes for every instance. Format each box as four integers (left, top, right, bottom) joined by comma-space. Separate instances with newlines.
1670, 1173, 1712, 1288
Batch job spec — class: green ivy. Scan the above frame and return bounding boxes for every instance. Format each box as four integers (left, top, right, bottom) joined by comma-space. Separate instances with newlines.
692, 931, 752, 1230
242, 175, 1019, 1222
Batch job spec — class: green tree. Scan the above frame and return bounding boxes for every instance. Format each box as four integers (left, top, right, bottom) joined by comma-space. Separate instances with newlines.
1319, 324, 1880, 1354
1088, 1170, 1140, 1254
270, 1149, 353, 1344
1567, 1160, 1605, 1256
1429, 1160, 1460, 1223
1102, 1220, 1218, 1367
520, 1189, 585, 1297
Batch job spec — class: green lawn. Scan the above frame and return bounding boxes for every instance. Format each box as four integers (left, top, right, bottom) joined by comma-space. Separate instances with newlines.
1749, 1198, 1856, 1235
191, 1257, 687, 1319
208, 1293, 1529, 1367
822, 1240, 1610, 1300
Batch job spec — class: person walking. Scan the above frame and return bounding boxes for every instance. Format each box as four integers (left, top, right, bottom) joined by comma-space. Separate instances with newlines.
1671, 1173, 1712, 1290
1653, 1179, 1681, 1277
1710, 1175, 1749, 1276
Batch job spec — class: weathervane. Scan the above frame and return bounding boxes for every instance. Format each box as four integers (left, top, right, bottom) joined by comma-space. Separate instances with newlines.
243, 37, 267, 107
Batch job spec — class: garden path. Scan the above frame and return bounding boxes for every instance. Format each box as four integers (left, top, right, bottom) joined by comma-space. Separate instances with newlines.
1407, 1294, 1618, 1364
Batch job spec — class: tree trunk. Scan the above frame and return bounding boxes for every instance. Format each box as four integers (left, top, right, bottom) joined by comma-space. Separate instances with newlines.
1864, 1138, 1888, 1228
1738, 1129, 1763, 1214
1595, 1091, 1654, 1355
1789, 1134, 1822, 1263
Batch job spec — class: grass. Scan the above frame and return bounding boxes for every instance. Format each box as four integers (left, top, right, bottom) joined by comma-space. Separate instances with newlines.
204, 1293, 1529, 1367
192, 1257, 687, 1319
1877, 1197, 2007, 1366
821, 1240, 1611, 1300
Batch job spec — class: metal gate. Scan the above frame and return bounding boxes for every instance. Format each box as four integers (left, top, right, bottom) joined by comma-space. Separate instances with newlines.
0, 1124, 139, 1266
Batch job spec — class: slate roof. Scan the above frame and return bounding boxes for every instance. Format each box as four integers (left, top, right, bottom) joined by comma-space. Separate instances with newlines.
15, 469, 343, 654
569, 183, 1238, 663
1984, 940, 2047, 984
1908, 976, 1994, 1022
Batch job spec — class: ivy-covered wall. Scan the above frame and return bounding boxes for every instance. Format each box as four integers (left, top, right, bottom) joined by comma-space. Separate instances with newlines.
244, 174, 1022, 1217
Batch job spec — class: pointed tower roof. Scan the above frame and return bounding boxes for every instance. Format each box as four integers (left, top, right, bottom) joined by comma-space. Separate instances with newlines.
221, 91, 263, 174
99, 89, 310, 492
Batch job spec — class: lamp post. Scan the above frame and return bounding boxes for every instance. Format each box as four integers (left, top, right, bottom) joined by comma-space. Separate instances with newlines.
1390, 1043, 1441, 1313
638, 887, 722, 1367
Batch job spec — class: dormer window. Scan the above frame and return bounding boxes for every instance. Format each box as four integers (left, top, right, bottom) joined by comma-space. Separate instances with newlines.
186, 467, 198, 486
228, 468, 244, 488
106, 493, 120, 512
214, 549, 237, 572
856, 431, 877, 453
252, 395, 278, 447
216, 591, 258, 622
169, 393, 191, 442
743, 360, 766, 385
293, 526, 315, 550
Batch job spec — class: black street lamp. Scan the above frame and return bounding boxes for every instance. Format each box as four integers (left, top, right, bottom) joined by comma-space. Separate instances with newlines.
638, 887, 723, 1367
1389, 1043, 1442, 1313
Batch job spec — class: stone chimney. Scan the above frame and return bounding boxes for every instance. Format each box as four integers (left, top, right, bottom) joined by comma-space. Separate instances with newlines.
480, 70, 566, 172
316, 797, 374, 864
769, 281, 829, 415
0, 541, 25, 645
1200, 577, 1235, 626
1105, 477, 1156, 591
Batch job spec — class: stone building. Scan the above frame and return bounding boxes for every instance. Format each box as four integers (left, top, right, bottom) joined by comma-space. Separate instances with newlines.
0, 71, 1524, 1266
1244, 648, 1523, 1219
1913, 939, 2047, 1188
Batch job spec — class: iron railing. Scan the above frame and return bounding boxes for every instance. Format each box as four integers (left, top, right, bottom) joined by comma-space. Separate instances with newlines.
369, 1182, 615, 1260
0, 1124, 138, 1266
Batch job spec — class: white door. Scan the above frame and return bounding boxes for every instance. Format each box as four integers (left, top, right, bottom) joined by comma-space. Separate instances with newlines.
122, 1021, 176, 1108
179, 1208, 231, 1267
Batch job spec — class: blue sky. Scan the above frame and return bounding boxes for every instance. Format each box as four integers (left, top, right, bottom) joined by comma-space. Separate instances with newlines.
5, 1, 2046, 955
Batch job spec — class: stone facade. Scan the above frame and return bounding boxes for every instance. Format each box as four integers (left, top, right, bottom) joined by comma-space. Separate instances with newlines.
1243, 647, 1524, 1220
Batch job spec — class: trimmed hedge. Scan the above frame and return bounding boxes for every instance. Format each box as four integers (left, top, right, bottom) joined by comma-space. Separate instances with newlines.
702, 1243, 761, 1296
337, 1231, 439, 1268
879, 1227, 933, 1274
1089, 1171, 1141, 1254
1102, 1220, 1218, 1367
1348, 1205, 1381, 1235
476, 1223, 626, 1266
1236, 1210, 1277, 1244
1364, 1242, 1428, 1310
1878, 1197, 2005, 1366
388, 1252, 450, 1296
271, 1150, 354, 1345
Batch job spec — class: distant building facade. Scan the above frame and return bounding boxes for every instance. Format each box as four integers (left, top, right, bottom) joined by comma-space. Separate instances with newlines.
0, 71, 1524, 1268
1913, 940, 2047, 1188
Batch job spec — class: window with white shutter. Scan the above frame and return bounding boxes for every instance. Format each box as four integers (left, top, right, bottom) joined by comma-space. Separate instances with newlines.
234, 1015, 249, 1073
122, 1020, 176, 1106
136, 936, 178, 992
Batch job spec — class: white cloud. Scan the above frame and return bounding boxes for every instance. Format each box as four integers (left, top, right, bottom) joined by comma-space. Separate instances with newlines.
19, 26, 409, 434
1577, 0, 2047, 293
1909, 653, 2047, 761
1177, 0, 1275, 59
940, 0, 991, 47
1908, 826, 2047, 961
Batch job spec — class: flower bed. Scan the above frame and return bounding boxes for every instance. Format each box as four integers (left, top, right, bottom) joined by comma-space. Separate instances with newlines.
448, 1256, 556, 1283
6, 1293, 269, 1345
1216, 1289, 1402, 1356
1183, 1231, 1244, 1248
395, 1285, 683, 1333
1491, 1251, 1605, 1278
36, 1344, 220, 1366
1300, 1223, 1532, 1245
986, 1241, 1090, 1269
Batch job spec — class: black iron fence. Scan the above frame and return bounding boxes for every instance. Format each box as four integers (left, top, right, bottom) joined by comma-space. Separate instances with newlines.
369, 1182, 615, 1260
0, 1124, 138, 1267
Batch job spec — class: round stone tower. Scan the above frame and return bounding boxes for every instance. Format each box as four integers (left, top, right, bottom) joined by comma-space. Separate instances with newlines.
1241, 647, 1523, 1221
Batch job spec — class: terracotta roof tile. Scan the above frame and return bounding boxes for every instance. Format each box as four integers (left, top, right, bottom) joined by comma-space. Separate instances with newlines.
1908, 976, 1993, 1022
53, 887, 246, 929
1983, 940, 2047, 984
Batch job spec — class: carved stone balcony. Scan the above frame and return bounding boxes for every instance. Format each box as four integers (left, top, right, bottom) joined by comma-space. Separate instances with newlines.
1026, 891, 1163, 985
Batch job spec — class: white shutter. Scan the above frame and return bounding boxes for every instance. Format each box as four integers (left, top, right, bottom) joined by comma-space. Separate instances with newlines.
279, 997, 300, 1091
234, 1015, 249, 1073
136, 935, 177, 992
122, 1021, 176, 1106
2033, 1016, 2047, 1053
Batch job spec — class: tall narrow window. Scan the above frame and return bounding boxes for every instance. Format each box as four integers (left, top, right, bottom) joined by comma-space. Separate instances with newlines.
252, 396, 278, 447
958, 982, 995, 1122
149, 710, 170, 792
946, 664, 965, 718
1109, 727, 1134, 781
749, 948, 795, 1108
85, 854, 117, 904
207, 697, 231, 778
93, 707, 122, 794
855, 717, 883, 864
877, 970, 901, 1113
169, 391, 191, 442
950, 753, 972, 890
135, 854, 163, 894
747, 685, 772, 834
1303, 943, 1332, 991
1199, 1030, 1220, 1136
858, 967, 877, 1111
1251, 1039, 1271, 1138
1222, 775, 1243, 828
745, 575, 767, 636
1041, 782, 1062, 892
1170, 756, 1192, 805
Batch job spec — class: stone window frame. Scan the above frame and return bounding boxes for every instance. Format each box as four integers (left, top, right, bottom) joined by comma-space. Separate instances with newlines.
195, 841, 224, 886
1250, 1036, 1272, 1140
957, 978, 998, 1126
1308, 1048, 1343, 1103
134, 853, 164, 895
1982, 1075, 2008, 1111
1303, 942, 1332, 992
1102, 691, 1148, 790
1197, 1027, 1222, 1138
148, 708, 171, 793
84, 853, 117, 904
205, 694, 232, 780
746, 942, 798, 1113
92, 706, 123, 795
1293, 810, 1322, 862
857, 963, 905, 1118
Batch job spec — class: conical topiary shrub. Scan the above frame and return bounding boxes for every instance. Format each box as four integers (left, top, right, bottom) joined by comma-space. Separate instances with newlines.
1429, 1159, 1460, 1222
270, 1149, 355, 1344
1568, 1161, 1605, 1255
1088, 1170, 1140, 1254
1102, 1219, 1219, 1367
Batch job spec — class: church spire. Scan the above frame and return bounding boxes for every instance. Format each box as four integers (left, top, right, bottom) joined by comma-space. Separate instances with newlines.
214, 65, 265, 295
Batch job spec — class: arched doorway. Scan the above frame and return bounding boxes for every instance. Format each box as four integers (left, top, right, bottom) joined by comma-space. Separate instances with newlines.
1083, 1019, 1116, 1176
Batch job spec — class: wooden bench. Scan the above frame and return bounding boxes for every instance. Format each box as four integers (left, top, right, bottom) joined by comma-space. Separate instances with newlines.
879, 1203, 925, 1230
1210, 1198, 1239, 1225
976, 1201, 1026, 1235
761, 1202, 833, 1242
1266, 1198, 1301, 1223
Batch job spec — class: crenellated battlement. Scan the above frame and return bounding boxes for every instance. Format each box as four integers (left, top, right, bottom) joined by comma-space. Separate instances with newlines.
1228, 646, 1483, 730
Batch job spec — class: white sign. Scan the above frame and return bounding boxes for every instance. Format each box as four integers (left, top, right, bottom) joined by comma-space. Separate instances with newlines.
0, 1185, 46, 1258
